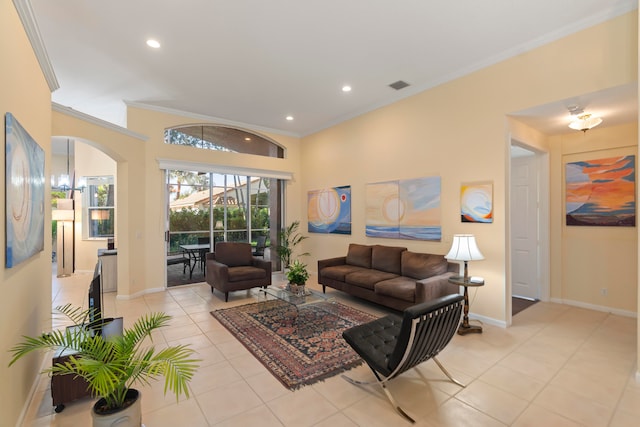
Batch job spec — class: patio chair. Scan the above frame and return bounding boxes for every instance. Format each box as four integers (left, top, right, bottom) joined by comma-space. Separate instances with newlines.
252, 235, 267, 258
341, 294, 465, 423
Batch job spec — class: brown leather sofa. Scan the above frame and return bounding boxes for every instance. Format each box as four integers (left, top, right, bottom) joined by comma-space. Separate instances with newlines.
206, 242, 272, 301
318, 243, 459, 311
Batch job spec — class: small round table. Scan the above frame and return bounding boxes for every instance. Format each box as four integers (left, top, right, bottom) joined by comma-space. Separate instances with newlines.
448, 276, 484, 335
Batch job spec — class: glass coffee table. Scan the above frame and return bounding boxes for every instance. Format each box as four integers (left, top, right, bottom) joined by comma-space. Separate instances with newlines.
255, 285, 334, 310
253, 285, 336, 332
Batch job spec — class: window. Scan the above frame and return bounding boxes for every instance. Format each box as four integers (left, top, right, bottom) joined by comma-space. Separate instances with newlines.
83, 176, 115, 238
164, 125, 284, 158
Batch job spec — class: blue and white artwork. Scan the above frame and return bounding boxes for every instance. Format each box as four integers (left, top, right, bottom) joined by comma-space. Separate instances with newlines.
5, 113, 45, 267
365, 176, 441, 241
308, 186, 351, 234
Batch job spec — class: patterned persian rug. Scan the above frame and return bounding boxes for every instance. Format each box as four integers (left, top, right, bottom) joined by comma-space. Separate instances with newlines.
210, 299, 378, 390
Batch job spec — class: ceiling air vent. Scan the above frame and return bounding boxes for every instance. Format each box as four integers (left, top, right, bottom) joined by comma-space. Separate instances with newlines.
389, 80, 410, 90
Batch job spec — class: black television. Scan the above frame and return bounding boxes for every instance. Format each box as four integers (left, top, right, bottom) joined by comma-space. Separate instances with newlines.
88, 259, 102, 325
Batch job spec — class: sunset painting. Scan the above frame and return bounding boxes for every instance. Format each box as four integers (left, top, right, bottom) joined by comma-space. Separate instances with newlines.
565, 155, 635, 227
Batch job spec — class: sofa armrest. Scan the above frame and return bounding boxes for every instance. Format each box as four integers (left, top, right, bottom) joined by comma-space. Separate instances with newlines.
318, 256, 347, 271
206, 252, 216, 261
415, 271, 458, 303
207, 259, 229, 284
252, 258, 272, 276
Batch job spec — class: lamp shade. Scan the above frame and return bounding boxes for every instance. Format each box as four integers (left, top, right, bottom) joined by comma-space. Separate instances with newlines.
445, 234, 484, 261
52, 209, 74, 221
91, 209, 110, 221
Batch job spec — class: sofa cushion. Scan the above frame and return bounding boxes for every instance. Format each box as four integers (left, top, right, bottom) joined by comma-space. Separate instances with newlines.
375, 277, 416, 302
371, 245, 406, 275
346, 270, 398, 290
228, 266, 267, 282
321, 265, 369, 282
401, 251, 448, 279
346, 244, 373, 269
215, 242, 253, 267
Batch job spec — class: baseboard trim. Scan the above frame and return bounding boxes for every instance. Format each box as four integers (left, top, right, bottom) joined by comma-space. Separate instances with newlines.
549, 298, 637, 318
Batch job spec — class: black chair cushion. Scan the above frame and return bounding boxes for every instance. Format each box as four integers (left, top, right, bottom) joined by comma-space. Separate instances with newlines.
342, 313, 402, 377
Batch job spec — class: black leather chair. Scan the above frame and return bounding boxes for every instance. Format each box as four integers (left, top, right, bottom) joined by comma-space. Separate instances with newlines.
342, 294, 465, 423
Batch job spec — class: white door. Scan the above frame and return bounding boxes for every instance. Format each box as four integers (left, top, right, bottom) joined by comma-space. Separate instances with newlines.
511, 151, 540, 300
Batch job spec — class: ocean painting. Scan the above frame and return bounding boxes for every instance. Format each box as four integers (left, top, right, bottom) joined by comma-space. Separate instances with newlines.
366, 176, 441, 241
308, 186, 351, 234
565, 155, 635, 227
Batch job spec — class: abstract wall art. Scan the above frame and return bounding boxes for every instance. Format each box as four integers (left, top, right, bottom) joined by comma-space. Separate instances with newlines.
307, 185, 351, 234
460, 182, 493, 223
5, 113, 45, 267
565, 155, 635, 227
366, 176, 441, 241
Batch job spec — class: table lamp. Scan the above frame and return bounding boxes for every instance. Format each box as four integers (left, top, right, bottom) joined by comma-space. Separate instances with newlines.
445, 234, 484, 282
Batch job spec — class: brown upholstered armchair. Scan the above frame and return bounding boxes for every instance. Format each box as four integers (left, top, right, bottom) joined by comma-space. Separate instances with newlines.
205, 242, 272, 301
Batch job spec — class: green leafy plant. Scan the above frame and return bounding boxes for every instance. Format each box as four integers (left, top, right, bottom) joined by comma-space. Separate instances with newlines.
286, 259, 310, 286
276, 220, 309, 268
9, 304, 199, 412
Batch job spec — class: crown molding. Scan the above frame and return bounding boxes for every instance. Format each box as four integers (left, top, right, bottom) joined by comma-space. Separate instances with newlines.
13, 0, 59, 92
52, 102, 148, 141
124, 101, 301, 139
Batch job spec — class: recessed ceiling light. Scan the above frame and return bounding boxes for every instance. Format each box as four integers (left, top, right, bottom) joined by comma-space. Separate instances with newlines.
146, 39, 161, 49
286, 116, 294, 121
244, 137, 251, 141
342, 85, 352, 92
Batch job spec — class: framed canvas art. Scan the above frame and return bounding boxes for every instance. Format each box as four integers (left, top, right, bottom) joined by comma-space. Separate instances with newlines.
565, 155, 635, 226
5, 113, 45, 267
461, 182, 493, 223
365, 176, 441, 241
307, 185, 351, 234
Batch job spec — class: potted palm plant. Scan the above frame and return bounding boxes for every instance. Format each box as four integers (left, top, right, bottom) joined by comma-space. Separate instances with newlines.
9, 304, 199, 427
286, 259, 310, 296
276, 220, 310, 270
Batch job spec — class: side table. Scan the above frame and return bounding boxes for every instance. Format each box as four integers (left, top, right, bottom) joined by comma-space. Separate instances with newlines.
448, 276, 484, 335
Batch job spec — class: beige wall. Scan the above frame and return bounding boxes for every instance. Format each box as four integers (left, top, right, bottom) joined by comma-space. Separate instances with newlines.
1, 0, 53, 425
300, 12, 638, 328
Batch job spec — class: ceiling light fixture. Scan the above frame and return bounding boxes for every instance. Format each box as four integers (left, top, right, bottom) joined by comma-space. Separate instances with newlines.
569, 113, 602, 132
146, 39, 161, 49
342, 85, 352, 92
285, 116, 294, 121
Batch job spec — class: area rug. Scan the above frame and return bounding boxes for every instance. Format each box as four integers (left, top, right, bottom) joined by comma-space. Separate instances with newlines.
210, 299, 378, 390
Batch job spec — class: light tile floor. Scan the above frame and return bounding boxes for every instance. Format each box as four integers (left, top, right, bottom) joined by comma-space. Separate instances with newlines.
20, 271, 639, 426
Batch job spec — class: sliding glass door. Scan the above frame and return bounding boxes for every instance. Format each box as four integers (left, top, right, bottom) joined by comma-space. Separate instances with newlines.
166, 169, 279, 286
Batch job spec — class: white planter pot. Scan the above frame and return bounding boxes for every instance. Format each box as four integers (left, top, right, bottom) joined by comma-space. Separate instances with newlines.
91, 389, 142, 427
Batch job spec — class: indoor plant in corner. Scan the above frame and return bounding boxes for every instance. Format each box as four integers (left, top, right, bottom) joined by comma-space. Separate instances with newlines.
276, 220, 310, 270
9, 304, 199, 427
286, 259, 310, 296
